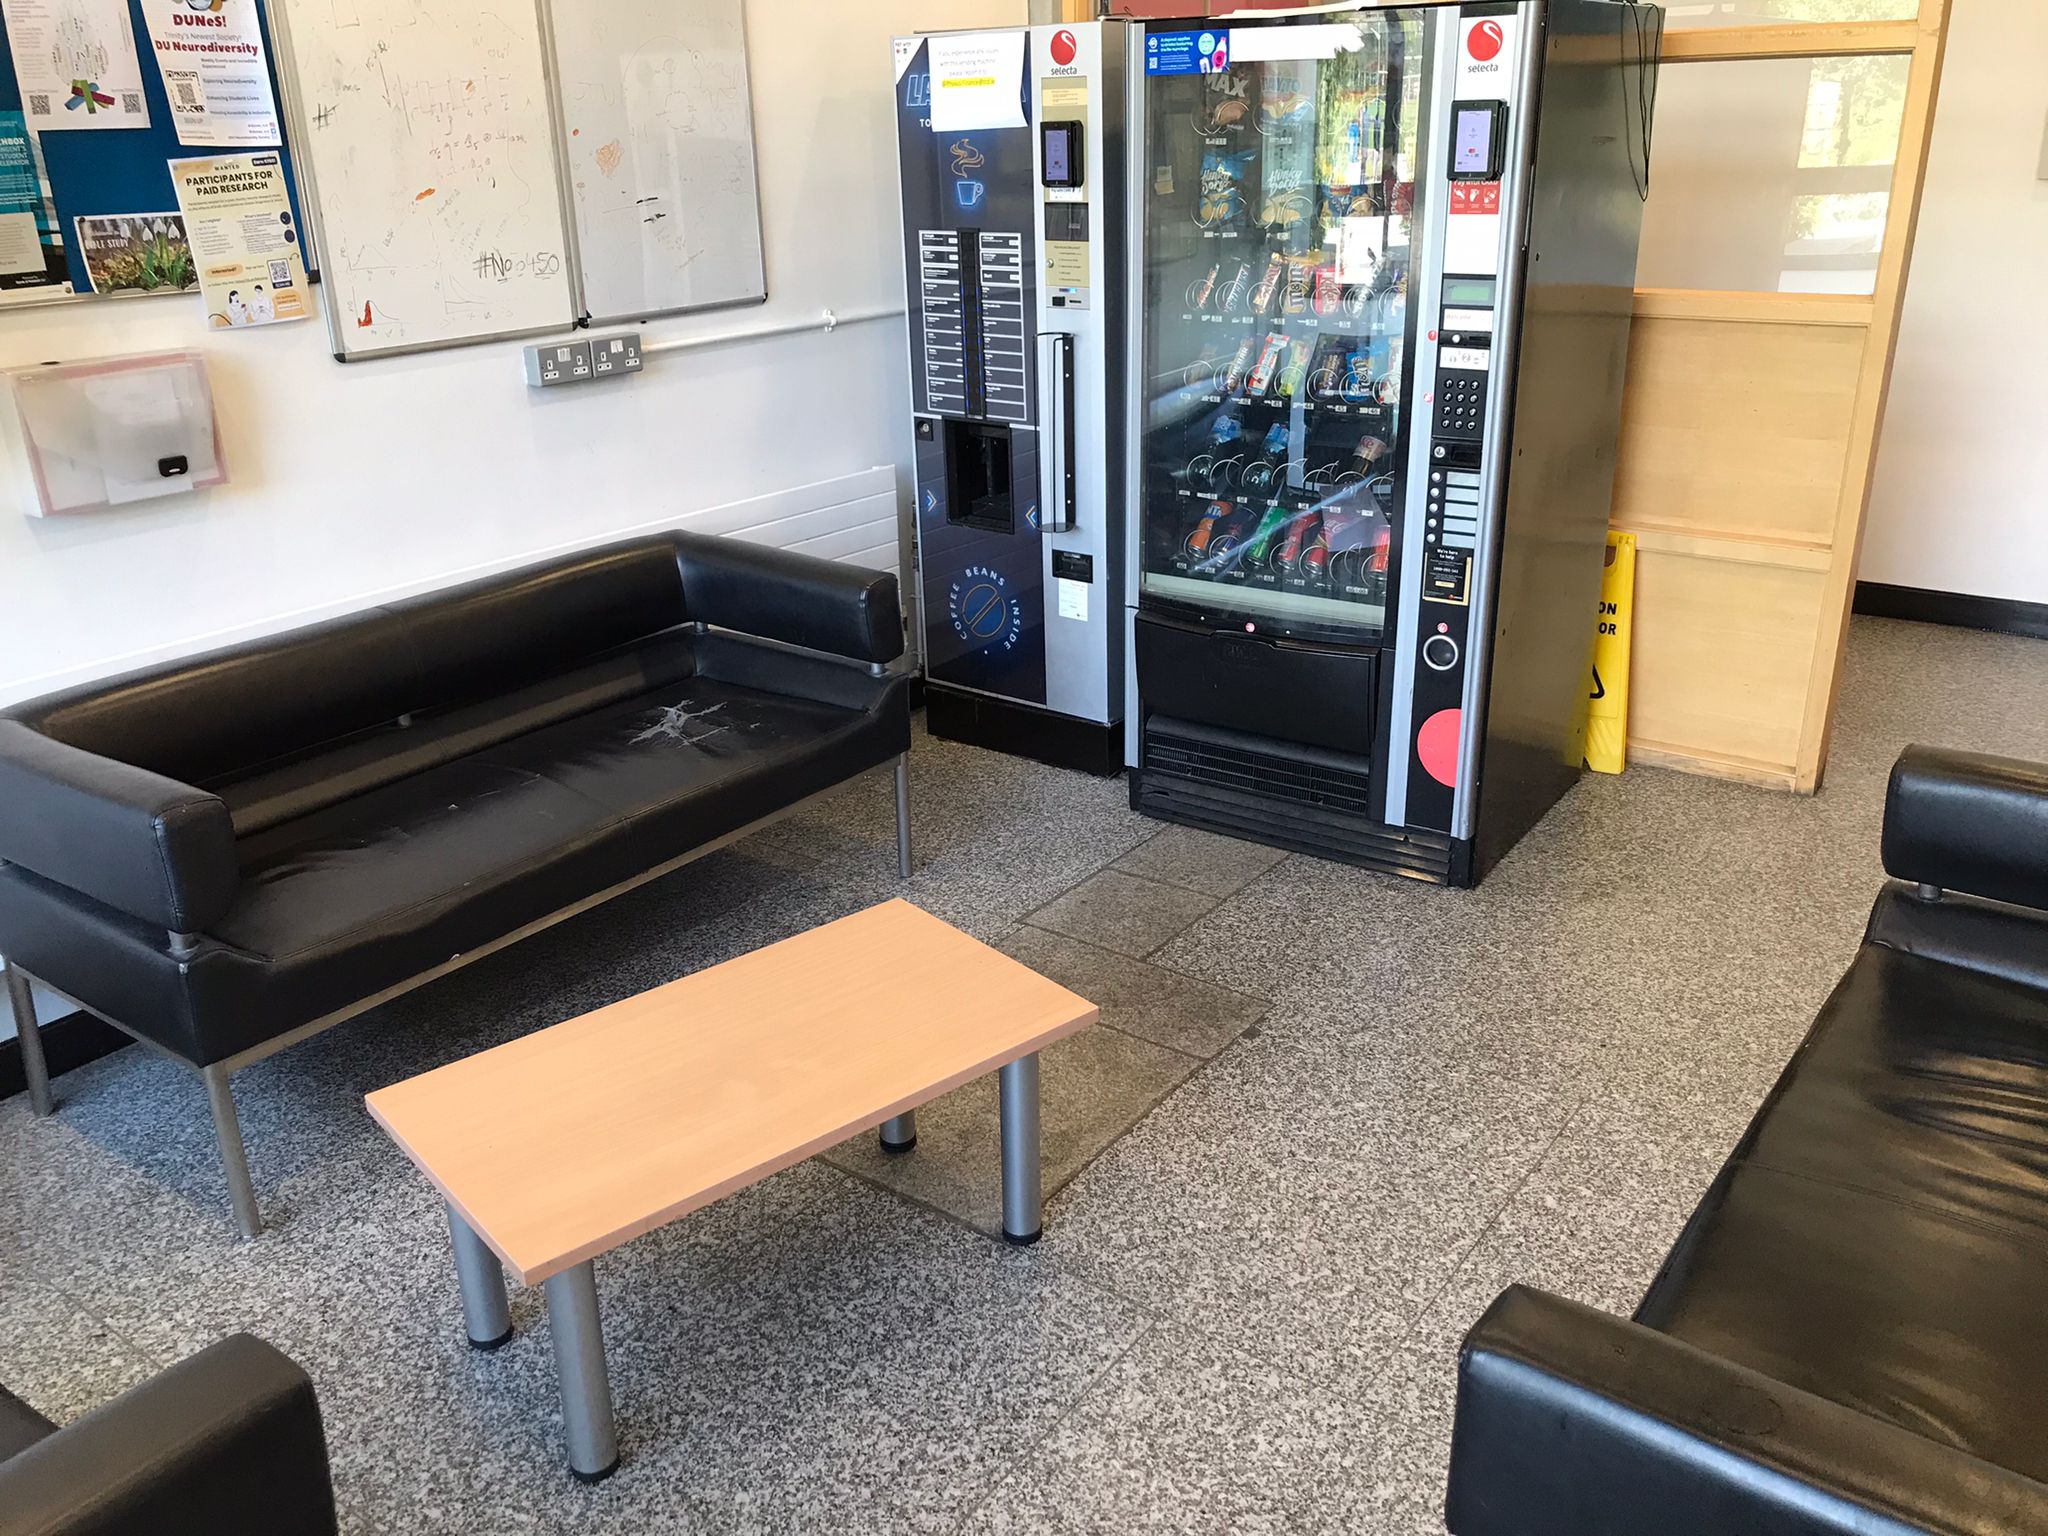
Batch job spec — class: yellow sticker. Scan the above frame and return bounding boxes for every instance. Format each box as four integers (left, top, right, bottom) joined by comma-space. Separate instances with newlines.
1045, 241, 1089, 288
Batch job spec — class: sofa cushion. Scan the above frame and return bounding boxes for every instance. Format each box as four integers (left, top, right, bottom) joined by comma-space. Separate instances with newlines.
1636, 944, 2048, 1485
184, 673, 910, 1054
396, 539, 686, 714
17, 609, 420, 788
13, 541, 691, 792
213, 632, 698, 837
0, 1384, 55, 1461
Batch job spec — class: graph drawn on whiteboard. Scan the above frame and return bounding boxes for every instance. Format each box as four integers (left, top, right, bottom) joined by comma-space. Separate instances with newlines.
546, 0, 766, 325
276, 0, 574, 359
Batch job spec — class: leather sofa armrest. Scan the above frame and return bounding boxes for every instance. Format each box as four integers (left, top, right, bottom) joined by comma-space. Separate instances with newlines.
0, 719, 239, 934
672, 533, 904, 665
1883, 745, 2048, 911
0, 1334, 337, 1536
1447, 1286, 2048, 1536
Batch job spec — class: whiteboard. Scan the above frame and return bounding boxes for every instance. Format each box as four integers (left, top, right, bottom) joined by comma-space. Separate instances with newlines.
545, 0, 766, 325
277, 0, 575, 359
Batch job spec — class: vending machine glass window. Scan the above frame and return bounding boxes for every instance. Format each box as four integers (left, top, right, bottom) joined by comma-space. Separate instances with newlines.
1138, 11, 1427, 646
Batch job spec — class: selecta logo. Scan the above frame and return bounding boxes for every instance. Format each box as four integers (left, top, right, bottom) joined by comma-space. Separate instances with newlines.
1049, 29, 1078, 67
1466, 20, 1505, 61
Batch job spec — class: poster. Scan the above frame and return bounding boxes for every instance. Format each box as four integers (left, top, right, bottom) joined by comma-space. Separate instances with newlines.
4, 0, 151, 132
167, 149, 305, 325
925, 32, 1025, 133
74, 211, 193, 294
140, 0, 279, 147
0, 110, 70, 295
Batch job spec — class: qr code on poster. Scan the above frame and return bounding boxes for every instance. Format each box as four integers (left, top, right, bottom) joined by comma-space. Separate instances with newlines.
27, 94, 48, 115
267, 258, 292, 287
121, 93, 141, 114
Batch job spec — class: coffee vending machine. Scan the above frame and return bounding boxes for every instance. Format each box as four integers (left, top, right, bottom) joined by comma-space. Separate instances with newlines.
892, 22, 1134, 775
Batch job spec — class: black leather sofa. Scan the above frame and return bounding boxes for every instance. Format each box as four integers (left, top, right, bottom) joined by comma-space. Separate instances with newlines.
0, 533, 910, 1234
1448, 745, 2048, 1534
0, 1333, 337, 1535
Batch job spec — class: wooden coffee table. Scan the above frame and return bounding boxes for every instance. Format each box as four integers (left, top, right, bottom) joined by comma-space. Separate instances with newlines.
366, 898, 1097, 1481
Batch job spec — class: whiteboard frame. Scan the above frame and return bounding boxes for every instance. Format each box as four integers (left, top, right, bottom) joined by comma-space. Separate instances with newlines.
271, 0, 584, 363
539, 0, 769, 328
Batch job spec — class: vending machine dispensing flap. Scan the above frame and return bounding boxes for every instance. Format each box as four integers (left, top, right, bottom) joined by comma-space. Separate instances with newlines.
1037, 331, 1076, 531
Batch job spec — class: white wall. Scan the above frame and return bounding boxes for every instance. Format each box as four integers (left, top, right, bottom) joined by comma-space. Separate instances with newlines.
1859, 0, 2048, 602
0, 0, 1020, 705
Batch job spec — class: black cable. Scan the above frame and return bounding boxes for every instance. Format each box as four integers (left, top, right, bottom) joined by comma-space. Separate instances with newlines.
1618, 0, 1664, 202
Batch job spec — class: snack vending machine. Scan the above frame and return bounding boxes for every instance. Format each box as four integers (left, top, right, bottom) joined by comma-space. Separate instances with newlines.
1125, 1, 1659, 884
893, 22, 1134, 775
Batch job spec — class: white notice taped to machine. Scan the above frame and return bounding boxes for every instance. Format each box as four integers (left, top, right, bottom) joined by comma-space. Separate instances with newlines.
140, 0, 281, 147
926, 32, 1025, 133
1057, 578, 1088, 623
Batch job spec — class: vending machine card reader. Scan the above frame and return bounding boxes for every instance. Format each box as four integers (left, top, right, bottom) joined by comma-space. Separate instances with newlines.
893, 22, 1133, 775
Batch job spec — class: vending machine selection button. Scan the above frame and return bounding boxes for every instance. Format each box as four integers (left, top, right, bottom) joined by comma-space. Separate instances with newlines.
1423, 634, 1460, 672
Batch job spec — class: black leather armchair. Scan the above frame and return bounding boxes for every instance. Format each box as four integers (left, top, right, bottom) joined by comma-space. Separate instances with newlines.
0, 1334, 338, 1536
0, 532, 910, 1234
1448, 746, 2048, 1536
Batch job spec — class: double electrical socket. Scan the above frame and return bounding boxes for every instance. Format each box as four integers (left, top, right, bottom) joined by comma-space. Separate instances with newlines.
522, 332, 645, 388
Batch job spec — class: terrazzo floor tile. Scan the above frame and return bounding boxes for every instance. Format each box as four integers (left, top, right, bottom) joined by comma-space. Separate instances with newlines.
1111, 824, 1292, 897
323, 1177, 1148, 1535
1023, 871, 1222, 960
821, 1024, 1204, 1238
956, 1323, 1324, 1536
993, 925, 1268, 1059
5, 619, 2047, 1536
0, 1274, 162, 1425
1046, 1035, 1584, 1381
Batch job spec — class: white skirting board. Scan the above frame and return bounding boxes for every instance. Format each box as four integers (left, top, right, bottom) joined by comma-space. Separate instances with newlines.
1, 467, 904, 707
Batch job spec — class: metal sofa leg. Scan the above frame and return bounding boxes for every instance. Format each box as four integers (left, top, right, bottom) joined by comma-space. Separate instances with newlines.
5, 963, 53, 1117
895, 754, 913, 879
201, 1063, 263, 1239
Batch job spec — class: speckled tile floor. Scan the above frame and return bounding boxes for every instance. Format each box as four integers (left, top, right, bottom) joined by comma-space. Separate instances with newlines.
4, 616, 2047, 1534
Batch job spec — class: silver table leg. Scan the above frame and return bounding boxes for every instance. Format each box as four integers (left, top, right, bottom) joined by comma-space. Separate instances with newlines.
201, 1063, 263, 1240
879, 1110, 918, 1155
894, 754, 912, 878
447, 1204, 513, 1350
5, 965, 52, 1118
544, 1262, 618, 1483
998, 1052, 1042, 1246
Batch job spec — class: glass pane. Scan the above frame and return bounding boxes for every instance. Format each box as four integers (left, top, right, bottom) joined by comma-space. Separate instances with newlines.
1664, 0, 1916, 27
1636, 53, 1908, 294
1137, 11, 1427, 645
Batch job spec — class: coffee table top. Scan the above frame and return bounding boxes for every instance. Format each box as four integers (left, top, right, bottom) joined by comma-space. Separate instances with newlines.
366, 899, 1097, 1284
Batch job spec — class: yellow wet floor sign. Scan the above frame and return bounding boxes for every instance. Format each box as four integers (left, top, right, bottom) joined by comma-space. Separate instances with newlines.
1587, 531, 1636, 774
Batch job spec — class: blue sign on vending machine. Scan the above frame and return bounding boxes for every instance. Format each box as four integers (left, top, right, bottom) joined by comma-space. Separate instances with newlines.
1145, 29, 1229, 76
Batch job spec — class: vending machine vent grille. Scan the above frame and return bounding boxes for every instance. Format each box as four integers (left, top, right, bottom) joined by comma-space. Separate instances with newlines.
1140, 716, 1457, 882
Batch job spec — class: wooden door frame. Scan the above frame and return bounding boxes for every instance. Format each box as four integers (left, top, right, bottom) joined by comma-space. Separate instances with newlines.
1619, 0, 1952, 792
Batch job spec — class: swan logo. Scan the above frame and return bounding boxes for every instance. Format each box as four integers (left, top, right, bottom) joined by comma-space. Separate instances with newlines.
1049, 29, 1078, 67
1466, 20, 1504, 61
